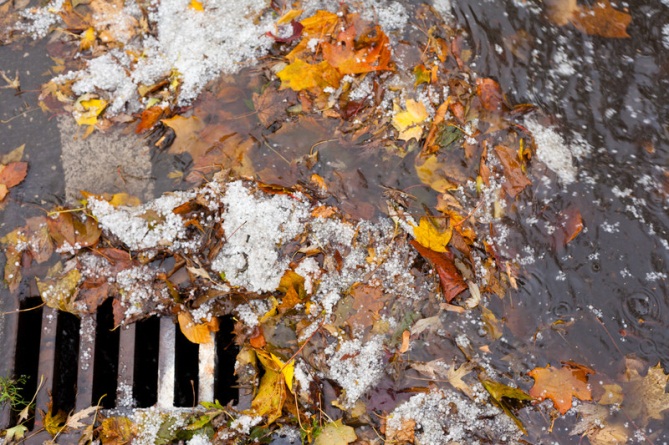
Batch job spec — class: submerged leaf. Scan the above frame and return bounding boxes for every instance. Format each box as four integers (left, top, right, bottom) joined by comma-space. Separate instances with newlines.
529, 362, 594, 414
99, 416, 136, 445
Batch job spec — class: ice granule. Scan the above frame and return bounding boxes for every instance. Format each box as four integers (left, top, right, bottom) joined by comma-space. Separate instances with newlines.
211, 181, 309, 293
230, 414, 262, 435
187, 433, 211, 445
88, 190, 195, 251
294, 257, 322, 295
524, 117, 577, 184
360, 0, 408, 33
15, 0, 65, 38
387, 388, 520, 444
326, 336, 385, 407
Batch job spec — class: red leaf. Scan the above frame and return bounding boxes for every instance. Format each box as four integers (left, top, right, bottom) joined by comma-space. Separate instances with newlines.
0, 162, 28, 188
410, 240, 467, 302
267, 21, 304, 43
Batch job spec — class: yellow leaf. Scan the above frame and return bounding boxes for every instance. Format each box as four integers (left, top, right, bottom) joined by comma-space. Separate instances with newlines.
250, 368, 286, 424
189, 0, 204, 11
99, 416, 135, 445
177, 311, 219, 344
392, 99, 428, 141
1, 144, 25, 164
314, 419, 357, 445
255, 349, 295, 393
277, 9, 303, 25
278, 356, 295, 393
74, 98, 108, 126
277, 59, 340, 92
80, 27, 96, 50
415, 155, 458, 193
44, 407, 67, 437
412, 216, 452, 253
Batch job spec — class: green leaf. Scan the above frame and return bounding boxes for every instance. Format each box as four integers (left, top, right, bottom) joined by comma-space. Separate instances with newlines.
481, 379, 531, 435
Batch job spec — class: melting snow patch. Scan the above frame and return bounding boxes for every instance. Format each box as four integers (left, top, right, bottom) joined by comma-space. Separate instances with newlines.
524, 117, 577, 184
387, 388, 521, 444
326, 336, 385, 407
211, 181, 309, 293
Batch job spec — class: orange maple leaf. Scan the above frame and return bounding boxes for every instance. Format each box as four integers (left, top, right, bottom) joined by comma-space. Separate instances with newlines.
322, 25, 393, 75
529, 362, 594, 414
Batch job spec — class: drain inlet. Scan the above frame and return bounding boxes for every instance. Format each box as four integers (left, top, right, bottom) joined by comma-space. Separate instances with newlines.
174, 322, 199, 407
215, 315, 239, 405
52, 311, 80, 414
12, 297, 43, 429
92, 299, 119, 409
133, 316, 159, 407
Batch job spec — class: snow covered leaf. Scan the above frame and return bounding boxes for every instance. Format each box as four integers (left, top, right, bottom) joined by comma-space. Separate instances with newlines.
46, 210, 101, 250
571, 1, 631, 38
384, 418, 415, 443
36, 266, 82, 313
74, 97, 108, 126
99, 416, 136, 445
177, 310, 218, 344
313, 419, 356, 445
277, 270, 307, 313
322, 25, 392, 75
392, 99, 428, 141
412, 216, 452, 253
529, 362, 594, 414
410, 240, 467, 302
623, 362, 669, 426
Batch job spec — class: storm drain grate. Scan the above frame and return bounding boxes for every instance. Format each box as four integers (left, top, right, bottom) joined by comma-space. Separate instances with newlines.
1, 296, 242, 444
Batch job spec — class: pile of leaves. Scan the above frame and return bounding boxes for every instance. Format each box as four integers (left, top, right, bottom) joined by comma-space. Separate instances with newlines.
3, 0, 666, 444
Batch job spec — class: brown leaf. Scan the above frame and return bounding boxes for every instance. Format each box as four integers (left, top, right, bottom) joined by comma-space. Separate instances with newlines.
410, 240, 467, 302
623, 362, 669, 426
494, 145, 532, 198
99, 416, 135, 445
528, 362, 594, 414
347, 283, 385, 329
476, 78, 504, 112
571, 1, 631, 38
135, 106, 165, 133
0, 161, 28, 188
561, 206, 584, 245
321, 25, 393, 75
47, 211, 101, 250
384, 418, 415, 443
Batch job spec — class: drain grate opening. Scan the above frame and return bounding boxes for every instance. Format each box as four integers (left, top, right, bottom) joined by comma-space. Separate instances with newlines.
12, 297, 43, 429
92, 299, 119, 409
52, 311, 80, 414
215, 315, 239, 405
174, 323, 199, 407
133, 316, 159, 408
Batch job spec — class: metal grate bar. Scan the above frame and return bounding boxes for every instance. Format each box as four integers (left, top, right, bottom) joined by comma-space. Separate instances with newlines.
156, 317, 175, 408
0, 296, 18, 429
75, 315, 95, 411
33, 307, 57, 431
198, 333, 215, 403
116, 323, 136, 408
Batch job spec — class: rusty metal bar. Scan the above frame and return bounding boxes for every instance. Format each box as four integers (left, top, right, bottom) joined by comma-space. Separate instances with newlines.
156, 317, 175, 408
198, 333, 215, 403
75, 315, 95, 411
0, 292, 19, 429
33, 307, 57, 431
116, 323, 136, 407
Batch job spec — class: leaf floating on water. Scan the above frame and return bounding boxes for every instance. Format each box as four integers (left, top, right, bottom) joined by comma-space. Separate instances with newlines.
528, 362, 594, 414
412, 216, 452, 253
571, 0, 631, 38
623, 362, 669, 426
392, 99, 428, 141
321, 25, 392, 75
410, 240, 466, 302
493, 144, 531, 198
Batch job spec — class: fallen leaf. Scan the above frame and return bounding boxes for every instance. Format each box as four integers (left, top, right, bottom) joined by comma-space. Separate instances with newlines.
177, 310, 218, 344
482, 379, 532, 434
74, 97, 108, 126
528, 362, 594, 414
4, 424, 28, 442
44, 404, 67, 437
277, 59, 341, 91
250, 367, 286, 424
570, 404, 629, 444
255, 349, 295, 393
1, 144, 25, 164
313, 419, 357, 445
412, 216, 452, 253
188, 0, 203, 11
322, 25, 393, 75
36, 266, 82, 313
0, 161, 28, 189
571, 0, 631, 38
597, 383, 623, 406
161, 115, 206, 154
135, 106, 165, 133
346, 283, 385, 329
99, 416, 136, 445
384, 418, 415, 443
411, 240, 467, 302
623, 362, 669, 426
494, 145, 531, 198
46, 211, 101, 250
392, 99, 429, 141
65, 405, 98, 429
561, 206, 584, 245
476, 78, 504, 112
